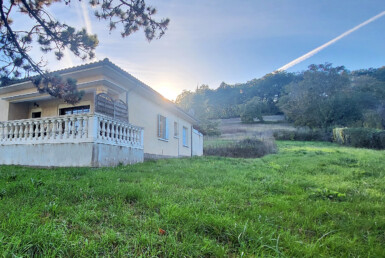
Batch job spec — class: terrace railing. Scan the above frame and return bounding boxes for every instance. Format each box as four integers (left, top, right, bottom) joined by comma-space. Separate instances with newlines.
0, 113, 143, 149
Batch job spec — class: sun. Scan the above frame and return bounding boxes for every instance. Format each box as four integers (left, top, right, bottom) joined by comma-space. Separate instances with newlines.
156, 85, 180, 101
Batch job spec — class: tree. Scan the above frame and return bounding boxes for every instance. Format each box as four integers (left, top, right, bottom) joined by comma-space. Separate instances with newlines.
240, 97, 264, 123
0, 0, 169, 103
175, 85, 221, 136
278, 63, 362, 128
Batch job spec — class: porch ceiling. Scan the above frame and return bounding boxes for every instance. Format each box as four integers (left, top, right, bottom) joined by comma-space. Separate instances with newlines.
1, 79, 126, 103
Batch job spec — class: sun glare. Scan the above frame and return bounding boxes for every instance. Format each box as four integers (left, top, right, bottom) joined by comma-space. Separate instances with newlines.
156, 85, 180, 101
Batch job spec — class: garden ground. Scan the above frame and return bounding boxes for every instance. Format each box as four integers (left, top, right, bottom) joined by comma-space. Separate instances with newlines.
0, 141, 384, 256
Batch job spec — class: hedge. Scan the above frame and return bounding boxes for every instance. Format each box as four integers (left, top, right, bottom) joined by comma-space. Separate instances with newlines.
273, 129, 332, 142
333, 128, 385, 149
204, 138, 277, 158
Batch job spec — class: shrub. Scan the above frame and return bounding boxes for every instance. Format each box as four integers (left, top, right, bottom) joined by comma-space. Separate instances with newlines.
333, 128, 385, 149
273, 129, 332, 142
373, 131, 385, 149
204, 138, 277, 158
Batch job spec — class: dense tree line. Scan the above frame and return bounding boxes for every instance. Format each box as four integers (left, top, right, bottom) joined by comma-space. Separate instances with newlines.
175, 64, 385, 133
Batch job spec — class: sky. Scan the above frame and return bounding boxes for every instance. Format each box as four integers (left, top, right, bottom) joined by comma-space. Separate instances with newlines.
16, 0, 385, 100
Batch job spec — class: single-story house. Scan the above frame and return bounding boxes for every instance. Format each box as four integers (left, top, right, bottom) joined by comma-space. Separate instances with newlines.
0, 58, 203, 167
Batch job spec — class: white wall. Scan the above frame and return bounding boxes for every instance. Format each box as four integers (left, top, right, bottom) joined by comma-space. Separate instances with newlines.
192, 129, 203, 156
126, 90, 193, 157
0, 143, 143, 167
0, 99, 9, 121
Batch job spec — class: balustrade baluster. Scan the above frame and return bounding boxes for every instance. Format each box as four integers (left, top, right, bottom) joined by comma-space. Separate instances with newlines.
9, 124, 14, 141
44, 120, 49, 139
18, 123, 23, 139
14, 123, 19, 140
39, 120, 45, 140
111, 121, 115, 140
58, 119, 63, 139
127, 126, 131, 142
52, 119, 57, 139
29, 122, 34, 140
110, 122, 114, 140
121, 125, 124, 142
78, 116, 83, 139
100, 119, 106, 139
113, 122, 117, 140
70, 117, 76, 139
118, 124, 122, 141
23, 122, 28, 140
4, 123, 9, 141
64, 118, 69, 138
84, 116, 89, 138
125, 126, 129, 143
33, 121, 39, 140
106, 121, 111, 141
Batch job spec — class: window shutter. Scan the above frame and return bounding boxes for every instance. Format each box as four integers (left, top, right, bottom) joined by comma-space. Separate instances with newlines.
183, 127, 187, 146
157, 114, 161, 137
165, 117, 169, 140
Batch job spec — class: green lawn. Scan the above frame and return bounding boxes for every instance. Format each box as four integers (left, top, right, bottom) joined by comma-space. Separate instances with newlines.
0, 141, 384, 256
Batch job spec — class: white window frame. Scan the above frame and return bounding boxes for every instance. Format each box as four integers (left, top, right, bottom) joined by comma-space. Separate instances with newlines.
157, 114, 169, 141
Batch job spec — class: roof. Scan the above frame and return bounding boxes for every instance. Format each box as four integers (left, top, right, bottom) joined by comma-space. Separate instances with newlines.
2, 58, 198, 124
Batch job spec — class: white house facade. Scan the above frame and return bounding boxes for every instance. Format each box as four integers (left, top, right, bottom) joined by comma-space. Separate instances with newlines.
0, 59, 203, 167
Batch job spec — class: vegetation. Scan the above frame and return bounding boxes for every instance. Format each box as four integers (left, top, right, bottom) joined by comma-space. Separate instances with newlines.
240, 97, 265, 123
1, 141, 384, 256
175, 72, 294, 121
273, 129, 332, 142
204, 138, 277, 158
333, 127, 385, 149
175, 64, 385, 132
0, 0, 169, 103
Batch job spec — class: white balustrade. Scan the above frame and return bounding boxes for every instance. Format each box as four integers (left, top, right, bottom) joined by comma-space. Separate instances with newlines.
0, 113, 144, 149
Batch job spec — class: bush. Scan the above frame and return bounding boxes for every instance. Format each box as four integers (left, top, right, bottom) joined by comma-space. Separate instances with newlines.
204, 138, 277, 158
195, 119, 221, 136
333, 128, 385, 149
273, 129, 332, 142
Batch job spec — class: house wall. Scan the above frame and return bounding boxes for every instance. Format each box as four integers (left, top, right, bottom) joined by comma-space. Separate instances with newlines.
8, 103, 29, 120
0, 99, 9, 121
192, 129, 204, 156
125, 90, 193, 158
25, 92, 95, 118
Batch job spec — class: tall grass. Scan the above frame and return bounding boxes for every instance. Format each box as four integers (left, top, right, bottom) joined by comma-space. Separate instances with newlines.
0, 141, 384, 256
204, 138, 277, 158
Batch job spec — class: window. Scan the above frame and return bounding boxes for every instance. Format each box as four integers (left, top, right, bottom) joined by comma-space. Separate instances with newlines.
157, 115, 169, 140
32, 112, 41, 118
59, 105, 90, 115
174, 122, 179, 138
182, 126, 188, 147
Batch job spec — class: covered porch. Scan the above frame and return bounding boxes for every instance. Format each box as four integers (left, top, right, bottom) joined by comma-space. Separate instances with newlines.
0, 79, 144, 167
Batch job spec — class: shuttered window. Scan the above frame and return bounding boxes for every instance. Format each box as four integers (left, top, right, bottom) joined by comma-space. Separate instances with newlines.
157, 115, 169, 140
